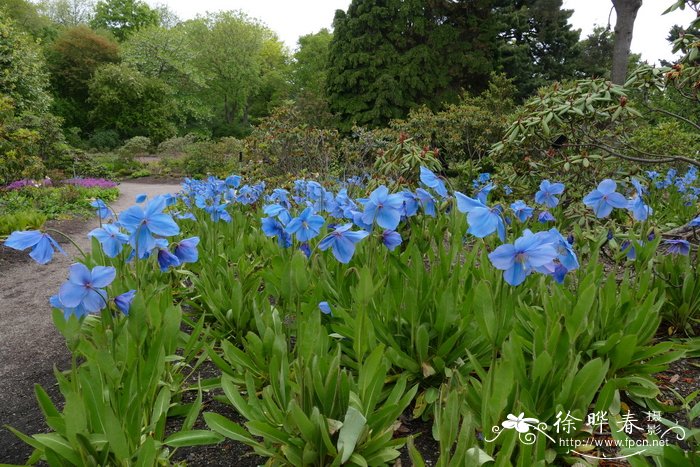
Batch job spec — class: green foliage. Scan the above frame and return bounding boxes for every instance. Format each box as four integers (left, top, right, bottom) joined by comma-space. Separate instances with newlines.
0, 15, 52, 114
46, 25, 120, 129
0, 184, 118, 219
0, 209, 47, 237
327, 0, 497, 129
91, 0, 160, 41
373, 136, 441, 184
117, 136, 151, 157
88, 63, 178, 143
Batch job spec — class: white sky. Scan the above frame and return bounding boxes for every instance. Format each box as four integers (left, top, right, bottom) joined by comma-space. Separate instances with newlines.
148, 0, 696, 62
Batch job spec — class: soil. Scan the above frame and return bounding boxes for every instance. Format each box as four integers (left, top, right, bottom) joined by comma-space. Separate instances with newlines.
0, 181, 180, 464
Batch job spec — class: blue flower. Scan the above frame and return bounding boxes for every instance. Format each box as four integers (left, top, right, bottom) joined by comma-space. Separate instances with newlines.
91, 199, 112, 219
136, 193, 147, 203
546, 228, 579, 272
415, 188, 436, 217
476, 183, 495, 204
318, 223, 369, 263
627, 178, 652, 221
319, 301, 332, 315
88, 224, 129, 258
401, 191, 420, 217
455, 192, 506, 241
621, 240, 637, 260
419, 166, 448, 198
286, 207, 325, 242
583, 179, 628, 218
4, 230, 66, 265
689, 216, 700, 227
157, 246, 181, 272
362, 186, 404, 230
119, 197, 180, 258
534, 180, 565, 208
538, 211, 555, 223
487, 231, 558, 286
381, 230, 402, 251
226, 175, 242, 188
664, 239, 691, 256
262, 217, 292, 247
510, 200, 533, 222
645, 171, 659, 180
173, 237, 200, 264
50, 294, 88, 320
113, 290, 136, 315
58, 263, 116, 313
503, 185, 513, 195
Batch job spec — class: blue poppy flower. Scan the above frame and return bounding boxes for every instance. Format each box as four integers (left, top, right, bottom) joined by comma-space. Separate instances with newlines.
362, 186, 404, 230
534, 180, 565, 208
419, 166, 448, 198
119, 197, 180, 258
455, 192, 506, 241
538, 211, 555, 223
583, 179, 628, 218
50, 294, 88, 320
476, 183, 495, 204
286, 207, 325, 242
58, 263, 116, 313
299, 242, 311, 258
113, 290, 136, 315
664, 239, 691, 256
90, 199, 112, 219
503, 185, 513, 195
510, 200, 533, 222
157, 246, 181, 272
173, 237, 200, 264
136, 193, 147, 203
621, 240, 637, 260
627, 178, 652, 221
415, 188, 436, 217
89, 224, 129, 258
4, 230, 66, 265
318, 223, 369, 263
487, 231, 558, 286
226, 175, 242, 188
319, 301, 332, 315
381, 230, 402, 251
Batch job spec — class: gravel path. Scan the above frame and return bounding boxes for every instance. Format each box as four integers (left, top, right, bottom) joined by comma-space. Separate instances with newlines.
0, 181, 180, 463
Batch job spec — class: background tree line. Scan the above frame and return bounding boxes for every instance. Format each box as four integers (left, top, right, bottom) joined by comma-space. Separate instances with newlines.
0, 0, 682, 179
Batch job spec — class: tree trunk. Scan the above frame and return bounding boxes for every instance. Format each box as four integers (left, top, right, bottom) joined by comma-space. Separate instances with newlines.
610, 0, 643, 84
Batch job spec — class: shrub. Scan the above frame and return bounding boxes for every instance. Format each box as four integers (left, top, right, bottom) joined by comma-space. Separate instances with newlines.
118, 136, 152, 158
88, 129, 121, 151
156, 134, 198, 156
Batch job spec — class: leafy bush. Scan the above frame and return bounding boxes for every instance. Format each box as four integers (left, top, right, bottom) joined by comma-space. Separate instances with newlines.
118, 136, 152, 158
0, 209, 47, 237
88, 129, 121, 151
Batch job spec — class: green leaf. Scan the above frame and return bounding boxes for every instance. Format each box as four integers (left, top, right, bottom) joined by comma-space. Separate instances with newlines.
164, 430, 224, 447
337, 406, 367, 464
204, 412, 256, 444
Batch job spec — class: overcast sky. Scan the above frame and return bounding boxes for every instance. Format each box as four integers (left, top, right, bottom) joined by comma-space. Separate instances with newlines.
147, 0, 696, 63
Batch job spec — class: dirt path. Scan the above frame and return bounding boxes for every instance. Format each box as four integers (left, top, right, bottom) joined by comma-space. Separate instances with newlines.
0, 181, 180, 463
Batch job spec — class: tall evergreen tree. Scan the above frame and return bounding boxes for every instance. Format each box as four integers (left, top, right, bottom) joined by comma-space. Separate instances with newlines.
494, 0, 581, 99
327, 0, 497, 129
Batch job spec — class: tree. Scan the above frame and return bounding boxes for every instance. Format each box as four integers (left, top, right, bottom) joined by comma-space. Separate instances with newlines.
0, 0, 55, 39
184, 12, 268, 134
292, 29, 332, 99
46, 25, 120, 128
37, 0, 95, 27
0, 16, 52, 114
122, 24, 209, 127
494, 0, 582, 99
88, 63, 178, 142
327, 0, 498, 129
90, 0, 159, 41
610, 0, 643, 84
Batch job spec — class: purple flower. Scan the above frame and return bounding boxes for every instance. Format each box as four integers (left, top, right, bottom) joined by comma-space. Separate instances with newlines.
4, 230, 66, 265
63, 178, 117, 189
113, 290, 136, 315
663, 239, 691, 256
381, 230, 402, 251
173, 237, 200, 264
583, 179, 628, 218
